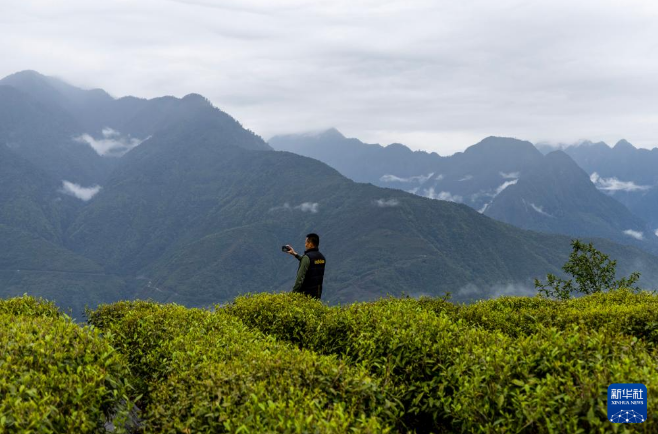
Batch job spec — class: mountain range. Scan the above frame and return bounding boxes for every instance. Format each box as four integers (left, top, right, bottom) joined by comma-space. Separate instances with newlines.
544, 140, 658, 230
2, 70, 658, 316
271, 130, 658, 255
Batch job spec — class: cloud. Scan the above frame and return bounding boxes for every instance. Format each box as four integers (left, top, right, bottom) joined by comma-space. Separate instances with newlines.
434, 174, 444, 181
422, 187, 462, 203
528, 202, 553, 217
655, 229, 658, 238
477, 179, 519, 213
590, 172, 651, 192
268, 201, 319, 213
456, 282, 536, 299
60, 180, 101, 201
623, 229, 644, 241
74, 128, 147, 157
374, 198, 399, 207
458, 175, 473, 182
500, 171, 520, 179
494, 179, 518, 196
379, 172, 434, 184
8, 2, 658, 154
295, 202, 319, 213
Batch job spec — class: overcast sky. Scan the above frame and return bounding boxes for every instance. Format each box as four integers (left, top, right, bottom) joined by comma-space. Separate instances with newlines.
3, 0, 658, 155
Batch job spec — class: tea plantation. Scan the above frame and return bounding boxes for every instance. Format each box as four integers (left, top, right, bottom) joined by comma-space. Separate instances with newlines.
2, 290, 657, 433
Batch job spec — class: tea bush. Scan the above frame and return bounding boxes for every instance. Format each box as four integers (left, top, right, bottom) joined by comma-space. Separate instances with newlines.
227, 292, 658, 433
0, 311, 132, 432
458, 289, 658, 344
89, 300, 400, 433
0, 294, 61, 318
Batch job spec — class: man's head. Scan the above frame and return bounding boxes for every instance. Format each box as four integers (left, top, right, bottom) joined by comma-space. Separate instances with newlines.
305, 233, 320, 249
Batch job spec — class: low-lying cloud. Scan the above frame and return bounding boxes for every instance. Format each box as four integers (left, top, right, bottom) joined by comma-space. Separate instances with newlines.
296, 202, 319, 213
75, 127, 147, 157
374, 198, 399, 207
500, 171, 520, 179
458, 175, 473, 182
529, 202, 553, 217
476, 179, 520, 213
60, 180, 101, 201
380, 172, 434, 184
269, 201, 319, 214
623, 229, 644, 241
422, 187, 463, 203
590, 172, 652, 192
495, 179, 518, 196
456, 282, 536, 299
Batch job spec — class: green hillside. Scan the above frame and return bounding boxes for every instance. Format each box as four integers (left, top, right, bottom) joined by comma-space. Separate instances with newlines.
3, 71, 658, 316
63, 119, 658, 306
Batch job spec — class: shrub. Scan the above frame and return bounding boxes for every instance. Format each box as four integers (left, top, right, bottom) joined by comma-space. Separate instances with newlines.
0, 294, 61, 318
0, 313, 132, 432
88, 300, 400, 433
458, 289, 658, 345
226, 292, 329, 346
227, 293, 658, 433
443, 325, 658, 433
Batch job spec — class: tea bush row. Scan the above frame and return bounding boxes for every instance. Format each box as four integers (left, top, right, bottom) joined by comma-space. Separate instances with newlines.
88, 300, 400, 433
227, 292, 658, 433
0, 296, 132, 433
457, 289, 658, 343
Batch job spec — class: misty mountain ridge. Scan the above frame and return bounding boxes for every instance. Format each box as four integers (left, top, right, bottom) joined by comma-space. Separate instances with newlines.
538, 138, 658, 228
2, 71, 658, 318
272, 130, 658, 254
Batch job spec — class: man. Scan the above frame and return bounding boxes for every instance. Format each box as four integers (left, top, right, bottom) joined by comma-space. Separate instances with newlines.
284, 233, 326, 299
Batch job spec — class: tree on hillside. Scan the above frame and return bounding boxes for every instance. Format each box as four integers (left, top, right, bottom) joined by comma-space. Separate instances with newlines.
535, 240, 641, 300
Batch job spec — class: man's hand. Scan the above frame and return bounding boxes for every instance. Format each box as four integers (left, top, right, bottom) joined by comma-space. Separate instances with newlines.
286, 245, 297, 256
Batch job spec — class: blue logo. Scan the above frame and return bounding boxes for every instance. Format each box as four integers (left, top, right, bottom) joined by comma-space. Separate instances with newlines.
608, 383, 647, 423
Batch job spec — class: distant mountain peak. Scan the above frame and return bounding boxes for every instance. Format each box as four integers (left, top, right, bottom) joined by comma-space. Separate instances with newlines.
614, 139, 636, 150
384, 143, 412, 153
465, 136, 541, 158
3, 70, 46, 80
319, 127, 345, 139
182, 93, 209, 103
544, 149, 579, 166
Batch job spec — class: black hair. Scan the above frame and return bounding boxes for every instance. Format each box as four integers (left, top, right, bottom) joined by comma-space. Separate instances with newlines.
306, 233, 320, 247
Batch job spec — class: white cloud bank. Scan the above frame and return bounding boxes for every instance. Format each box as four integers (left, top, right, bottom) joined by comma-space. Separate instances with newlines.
590, 172, 651, 192
422, 187, 463, 203
495, 179, 518, 195
60, 180, 101, 201
269, 201, 319, 213
75, 128, 147, 157
380, 172, 434, 184
9, 2, 658, 154
374, 198, 399, 207
477, 179, 519, 213
529, 202, 553, 217
623, 229, 644, 241
296, 202, 319, 213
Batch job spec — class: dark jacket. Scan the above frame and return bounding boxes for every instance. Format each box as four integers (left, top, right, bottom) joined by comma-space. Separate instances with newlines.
292, 247, 326, 299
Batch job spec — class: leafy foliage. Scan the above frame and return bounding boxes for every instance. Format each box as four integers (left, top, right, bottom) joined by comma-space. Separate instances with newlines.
0, 296, 132, 432
535, 240, 641, 300
88, 300, 400, 433
228, 292, 658, 433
